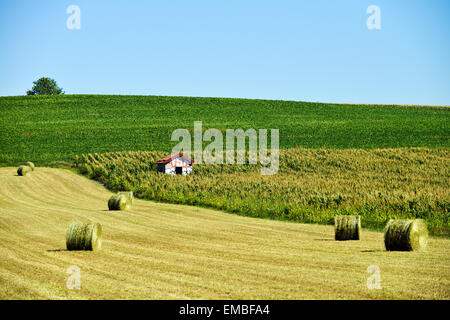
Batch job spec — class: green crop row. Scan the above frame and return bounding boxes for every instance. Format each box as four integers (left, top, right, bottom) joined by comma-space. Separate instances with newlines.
1, 95, 449, 166
77, 148, 450, 237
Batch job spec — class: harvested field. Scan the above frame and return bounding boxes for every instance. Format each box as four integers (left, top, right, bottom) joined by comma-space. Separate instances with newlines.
0, 167, 448, 299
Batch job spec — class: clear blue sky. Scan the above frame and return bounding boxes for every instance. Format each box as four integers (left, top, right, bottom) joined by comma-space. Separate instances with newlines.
0, 0, 449, 105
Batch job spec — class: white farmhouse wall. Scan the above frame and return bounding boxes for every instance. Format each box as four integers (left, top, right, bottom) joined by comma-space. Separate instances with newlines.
163, 157, 192, 175
183, 167, 192, 175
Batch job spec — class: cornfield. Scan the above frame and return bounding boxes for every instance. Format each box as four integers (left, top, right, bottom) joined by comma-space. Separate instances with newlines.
75, 147, 450, 236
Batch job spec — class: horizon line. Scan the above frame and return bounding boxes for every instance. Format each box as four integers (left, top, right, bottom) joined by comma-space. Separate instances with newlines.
0, 93, 449, 108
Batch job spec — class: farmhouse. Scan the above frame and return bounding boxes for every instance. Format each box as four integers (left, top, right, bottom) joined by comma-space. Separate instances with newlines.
155, 153, 193, 175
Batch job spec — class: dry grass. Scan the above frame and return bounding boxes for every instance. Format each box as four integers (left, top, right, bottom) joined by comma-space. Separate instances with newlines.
0, 167, 448, 300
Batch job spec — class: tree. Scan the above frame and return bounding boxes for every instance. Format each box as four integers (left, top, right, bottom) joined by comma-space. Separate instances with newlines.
27, 77, 64, 95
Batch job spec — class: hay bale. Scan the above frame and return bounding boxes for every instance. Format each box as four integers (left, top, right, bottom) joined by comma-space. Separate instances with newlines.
117, 195, 131, 210
17, 165, 32, 176
117, 191, 133, 205
22, 162, 35, 171
108, 194, 119, 210
108, 194, 130, 210
384, 219, 428, 251
66, 221, 102, 251
334, 215, 361, 240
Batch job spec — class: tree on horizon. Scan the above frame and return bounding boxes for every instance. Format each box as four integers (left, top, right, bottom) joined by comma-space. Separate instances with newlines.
27, 77, 64, 95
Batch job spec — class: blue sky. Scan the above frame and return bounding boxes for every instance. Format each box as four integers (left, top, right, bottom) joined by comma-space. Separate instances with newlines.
0, 0, 449, 105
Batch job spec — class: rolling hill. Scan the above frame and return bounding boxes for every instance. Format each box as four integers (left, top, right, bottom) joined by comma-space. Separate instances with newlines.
0, 167, 448, 299
0, 95, 448, 166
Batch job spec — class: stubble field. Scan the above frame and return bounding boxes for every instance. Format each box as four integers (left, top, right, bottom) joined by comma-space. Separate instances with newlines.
0, 167, 448, 299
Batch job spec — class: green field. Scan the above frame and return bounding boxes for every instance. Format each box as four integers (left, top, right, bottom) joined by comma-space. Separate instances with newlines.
0, 95, 449, 236
0, 95, 448, 165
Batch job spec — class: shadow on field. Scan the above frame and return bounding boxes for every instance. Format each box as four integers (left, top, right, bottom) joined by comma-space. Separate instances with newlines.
46, 249, 68, 252
361, 250, 384, 253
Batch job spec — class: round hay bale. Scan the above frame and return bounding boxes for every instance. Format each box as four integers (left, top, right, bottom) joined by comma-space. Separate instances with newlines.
108, 194, 119, 210
384, 219, 428, 251
117, 191, 133, 205
108, 194, 130, 210
66, 221, 102, 251
22, 162, 35, 171
334, 215, 361, 240
17, 165, 32, 176
117, 195, 131, 210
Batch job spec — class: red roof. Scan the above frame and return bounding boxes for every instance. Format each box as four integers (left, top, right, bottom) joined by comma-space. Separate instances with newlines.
155, 153, 194, 165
